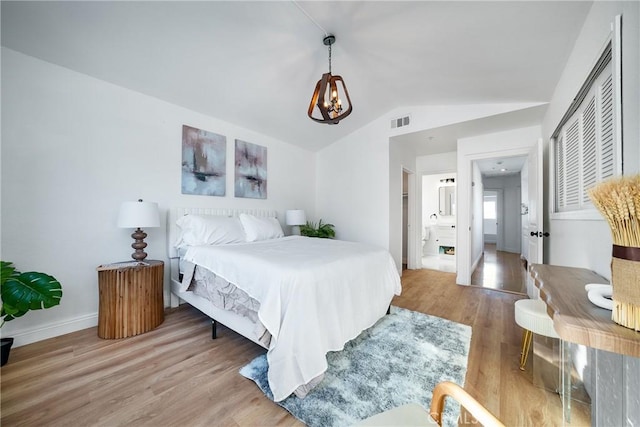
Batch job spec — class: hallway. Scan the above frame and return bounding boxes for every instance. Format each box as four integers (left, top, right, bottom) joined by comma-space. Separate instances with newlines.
470, 243, 527, 294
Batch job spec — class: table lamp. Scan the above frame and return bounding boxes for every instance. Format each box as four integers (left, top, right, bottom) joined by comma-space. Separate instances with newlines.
285, 209, 306, 235
117, 199, 160, 261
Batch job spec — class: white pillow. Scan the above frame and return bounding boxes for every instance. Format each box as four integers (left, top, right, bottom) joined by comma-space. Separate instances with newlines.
239, 213, 284, 242
175, 215, 246, 248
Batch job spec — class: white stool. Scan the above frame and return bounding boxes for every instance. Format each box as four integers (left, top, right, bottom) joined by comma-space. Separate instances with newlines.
514, 299, 559, 370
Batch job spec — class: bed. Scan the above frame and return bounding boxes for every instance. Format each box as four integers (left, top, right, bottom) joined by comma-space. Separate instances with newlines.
168, 207, 402, 402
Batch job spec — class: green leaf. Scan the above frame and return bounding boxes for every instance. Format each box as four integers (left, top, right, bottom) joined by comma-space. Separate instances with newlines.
1, 263, 62, 325
1, 261, 18, 288
2, 273, 62, 311
0, 303, 27, 322
299, 219, 335, 238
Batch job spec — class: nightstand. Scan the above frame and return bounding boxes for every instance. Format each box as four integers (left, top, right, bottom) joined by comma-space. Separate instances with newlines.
96, 260, 164, 339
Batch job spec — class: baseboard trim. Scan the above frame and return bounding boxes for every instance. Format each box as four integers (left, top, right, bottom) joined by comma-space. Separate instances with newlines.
470, 252, 482, 275
6, 313, 98, 348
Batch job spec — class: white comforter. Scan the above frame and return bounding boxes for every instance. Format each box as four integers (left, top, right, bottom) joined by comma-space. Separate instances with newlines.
182, 235, 401, 401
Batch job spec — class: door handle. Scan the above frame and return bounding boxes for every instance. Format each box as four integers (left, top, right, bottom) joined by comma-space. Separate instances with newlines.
530, 231, 550, 238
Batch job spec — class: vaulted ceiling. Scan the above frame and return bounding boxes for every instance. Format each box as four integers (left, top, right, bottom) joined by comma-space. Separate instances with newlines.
1, 1, 592, 152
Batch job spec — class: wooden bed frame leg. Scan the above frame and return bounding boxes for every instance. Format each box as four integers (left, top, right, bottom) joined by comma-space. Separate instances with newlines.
387, 305, 391, 315
211, 320, 217, 339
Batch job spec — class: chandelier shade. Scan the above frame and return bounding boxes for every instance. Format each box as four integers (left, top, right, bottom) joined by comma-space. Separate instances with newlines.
308, 35, 353, 125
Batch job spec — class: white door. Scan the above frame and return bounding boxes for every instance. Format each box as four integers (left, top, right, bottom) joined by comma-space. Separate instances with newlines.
526, 138, 544, 294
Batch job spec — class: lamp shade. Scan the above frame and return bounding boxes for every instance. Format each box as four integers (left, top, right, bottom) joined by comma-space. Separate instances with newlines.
117, 200, 160, 228
285, 210, 306, 226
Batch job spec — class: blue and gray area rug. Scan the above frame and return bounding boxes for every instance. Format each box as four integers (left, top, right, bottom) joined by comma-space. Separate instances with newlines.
240, 306, 472, 427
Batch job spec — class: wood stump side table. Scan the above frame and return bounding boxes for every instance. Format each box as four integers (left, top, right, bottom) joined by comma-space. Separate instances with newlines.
97, 260, 164, 339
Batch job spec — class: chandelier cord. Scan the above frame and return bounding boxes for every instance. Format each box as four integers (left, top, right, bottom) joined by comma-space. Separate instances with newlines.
291, 0, 328, 37
328, 43, 332, 74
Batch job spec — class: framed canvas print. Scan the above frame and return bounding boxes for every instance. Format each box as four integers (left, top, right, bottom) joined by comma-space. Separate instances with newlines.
181, 125, 226, 196
235, 139, 267, 199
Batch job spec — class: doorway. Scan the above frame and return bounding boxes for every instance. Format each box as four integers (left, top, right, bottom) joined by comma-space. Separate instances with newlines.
402, 170, 409, 269
401, 167, 416, 271
420, 172, 456, 272
483, 190, 499, 246
469, 158, 527, 294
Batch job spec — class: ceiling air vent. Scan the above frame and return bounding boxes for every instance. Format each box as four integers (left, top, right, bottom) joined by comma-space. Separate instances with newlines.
390, 115, 411, 129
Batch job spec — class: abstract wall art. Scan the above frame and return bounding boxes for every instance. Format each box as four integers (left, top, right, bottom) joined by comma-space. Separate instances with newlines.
234, 139, 267, 199
181, 125, 226, 196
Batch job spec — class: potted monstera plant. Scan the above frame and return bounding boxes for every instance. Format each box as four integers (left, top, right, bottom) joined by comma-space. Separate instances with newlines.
1, 261, 63, 366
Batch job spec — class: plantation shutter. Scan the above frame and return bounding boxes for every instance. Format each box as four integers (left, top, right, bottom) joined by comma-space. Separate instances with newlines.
555, 134, 565, 208
600, 74, 615, 180
581, 96, 597, 205
552, 41, 619, 214
564, 119, 580, 209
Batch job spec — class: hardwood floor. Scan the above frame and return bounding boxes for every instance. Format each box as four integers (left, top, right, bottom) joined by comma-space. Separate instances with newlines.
1, 269, 589, 426
470, 243, 527, 294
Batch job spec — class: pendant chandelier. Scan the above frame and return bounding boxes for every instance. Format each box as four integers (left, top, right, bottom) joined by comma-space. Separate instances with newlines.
308, 34, 353, 125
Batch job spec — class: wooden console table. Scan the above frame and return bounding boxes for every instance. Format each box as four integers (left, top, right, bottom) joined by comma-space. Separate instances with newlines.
97, 260, 164, 339
529, 264, 639, 358
529, 264, 640, 426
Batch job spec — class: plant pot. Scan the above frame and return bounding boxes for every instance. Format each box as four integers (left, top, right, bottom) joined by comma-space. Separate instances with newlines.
1, 337, 14, 366
611, 245, 640, 331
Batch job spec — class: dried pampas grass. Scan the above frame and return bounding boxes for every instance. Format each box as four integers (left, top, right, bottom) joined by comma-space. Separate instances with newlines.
588, 174, 640, 331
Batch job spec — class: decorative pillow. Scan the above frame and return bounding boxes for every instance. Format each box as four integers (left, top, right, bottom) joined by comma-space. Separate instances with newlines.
239, 213, 284, 242
175, 214, 246, 248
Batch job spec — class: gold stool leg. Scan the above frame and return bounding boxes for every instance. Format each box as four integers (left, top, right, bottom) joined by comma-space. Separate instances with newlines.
519, 329, 533, 371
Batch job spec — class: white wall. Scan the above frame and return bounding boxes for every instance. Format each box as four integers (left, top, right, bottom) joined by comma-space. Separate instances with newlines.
1, 48, 316, 346
416, 151, 457, 174
542, 2, 640, 279
315, 118, 391, 251
457, 125, 541, 284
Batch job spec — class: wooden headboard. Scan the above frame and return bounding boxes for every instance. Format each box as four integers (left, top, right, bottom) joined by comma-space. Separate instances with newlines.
167, 207, 278, 259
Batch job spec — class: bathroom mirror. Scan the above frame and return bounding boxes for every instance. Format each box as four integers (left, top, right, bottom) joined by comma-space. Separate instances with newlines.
439, 186, 456, 216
